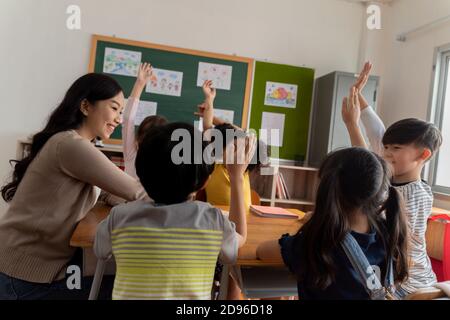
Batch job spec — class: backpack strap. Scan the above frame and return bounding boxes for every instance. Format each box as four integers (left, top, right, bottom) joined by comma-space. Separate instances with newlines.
341, 233, 389, 300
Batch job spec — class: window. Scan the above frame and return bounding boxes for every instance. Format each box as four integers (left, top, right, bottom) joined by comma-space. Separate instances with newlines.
428, 44, 450, 194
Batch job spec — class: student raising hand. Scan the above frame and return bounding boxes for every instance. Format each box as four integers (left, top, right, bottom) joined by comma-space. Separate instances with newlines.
197, 80, 217, 132
353, 61, 372, 92
225, 133, 258, 178
202, 80, 216, 104
342, 87, 367, 148
129, 62, 155, 99
225, 133, 257, 247
342, 87, 361, 126
352, 61, 373, 110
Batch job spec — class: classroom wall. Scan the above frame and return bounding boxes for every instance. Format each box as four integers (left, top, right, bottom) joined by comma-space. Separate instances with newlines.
363, 0, 450, 209
0, 0, 366, 213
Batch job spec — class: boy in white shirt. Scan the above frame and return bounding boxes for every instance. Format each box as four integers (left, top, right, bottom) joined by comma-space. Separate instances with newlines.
341, 62, 443, 298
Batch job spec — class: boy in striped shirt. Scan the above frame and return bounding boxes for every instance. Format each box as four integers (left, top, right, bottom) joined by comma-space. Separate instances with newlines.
342, 62, 443, 298
94, 122, 256, 300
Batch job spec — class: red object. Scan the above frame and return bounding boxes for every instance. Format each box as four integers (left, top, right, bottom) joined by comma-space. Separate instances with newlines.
429, 214, 450, 281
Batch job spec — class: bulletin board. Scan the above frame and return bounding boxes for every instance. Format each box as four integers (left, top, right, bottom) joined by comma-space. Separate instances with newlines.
89, 34, 254, 143
249, 61, 315, 162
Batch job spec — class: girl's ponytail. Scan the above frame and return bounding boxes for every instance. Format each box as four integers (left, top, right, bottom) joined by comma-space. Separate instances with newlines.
382, 186, 409, 282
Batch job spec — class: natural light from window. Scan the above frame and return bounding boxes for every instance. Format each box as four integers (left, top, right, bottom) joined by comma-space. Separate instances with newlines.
435, 56, 450, 188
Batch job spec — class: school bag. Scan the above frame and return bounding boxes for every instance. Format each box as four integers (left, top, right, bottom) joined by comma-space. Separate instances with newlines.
340, 233, 396, 300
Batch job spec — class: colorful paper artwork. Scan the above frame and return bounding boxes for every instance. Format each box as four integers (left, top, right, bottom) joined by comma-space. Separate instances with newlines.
197, 62, 233, 90
103, 48, 142, 77
264, 81, 298, 108
146, 68, 183, 97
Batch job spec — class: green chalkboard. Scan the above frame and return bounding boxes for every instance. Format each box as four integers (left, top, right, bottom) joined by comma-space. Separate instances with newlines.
89, 35, 254, 143
249, 61, 314, 162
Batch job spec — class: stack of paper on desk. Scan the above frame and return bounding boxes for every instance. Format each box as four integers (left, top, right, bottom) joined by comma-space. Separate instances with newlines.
250, 205, 305, 219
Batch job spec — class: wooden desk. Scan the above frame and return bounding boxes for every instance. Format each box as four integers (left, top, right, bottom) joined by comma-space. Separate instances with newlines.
70, 203, 304, 264
70, 203, 110, 248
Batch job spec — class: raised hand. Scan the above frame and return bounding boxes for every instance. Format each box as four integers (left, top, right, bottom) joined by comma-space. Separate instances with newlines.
341, 87, 367, 148
129, 63, 155, 100
353, 61, 372, 91
194, 103, 207, 118
352, 61, 373, 110
137, 62, 155, 85
202, 80, 216, 103
226, 133, 257, 179
342, 87, 361, 126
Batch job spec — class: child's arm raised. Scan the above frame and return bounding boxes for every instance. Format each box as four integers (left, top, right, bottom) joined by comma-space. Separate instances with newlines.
353, 62, 385, 156
226, 134, 257, 247
122, 63, 154, 156
201, 80, 216, 131
342, 87, 368, 148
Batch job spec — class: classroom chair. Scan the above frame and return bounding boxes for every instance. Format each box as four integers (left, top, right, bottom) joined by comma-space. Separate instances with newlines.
235, 266, 298, 299
89, 258, 109, 300
426, 214, 450, 281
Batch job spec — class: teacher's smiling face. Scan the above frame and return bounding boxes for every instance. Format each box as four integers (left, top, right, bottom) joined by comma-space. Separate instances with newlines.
79, 91, 125, 140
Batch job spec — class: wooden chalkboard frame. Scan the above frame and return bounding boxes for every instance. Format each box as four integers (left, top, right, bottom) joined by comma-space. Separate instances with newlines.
89, 34, 254, 144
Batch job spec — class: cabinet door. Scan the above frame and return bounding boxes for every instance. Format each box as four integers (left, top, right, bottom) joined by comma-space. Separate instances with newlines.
330, 74, 378, 151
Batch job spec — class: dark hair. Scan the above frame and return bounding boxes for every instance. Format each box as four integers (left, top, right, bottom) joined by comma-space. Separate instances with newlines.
136, 122, 215, 204
213, 123, 240, 150
382, 118, 442, 154
136, 115, 168, 145
213, 123, 269, 172
1, 73, 123, 202
292, 147, 409, 289
247, 139, 270, 172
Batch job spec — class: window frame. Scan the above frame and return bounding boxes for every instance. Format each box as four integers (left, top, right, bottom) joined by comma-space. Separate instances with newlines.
427, 43, 450, 196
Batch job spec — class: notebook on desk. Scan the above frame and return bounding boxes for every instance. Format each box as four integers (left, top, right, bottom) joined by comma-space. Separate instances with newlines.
250, 205, 305, 219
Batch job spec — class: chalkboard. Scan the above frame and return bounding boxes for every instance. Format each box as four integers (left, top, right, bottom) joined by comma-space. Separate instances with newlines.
249, 61, 314, 162
89, 35, 254, 143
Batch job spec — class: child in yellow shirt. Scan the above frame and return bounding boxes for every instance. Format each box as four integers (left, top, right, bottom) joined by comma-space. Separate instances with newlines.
196, 81, 268, 211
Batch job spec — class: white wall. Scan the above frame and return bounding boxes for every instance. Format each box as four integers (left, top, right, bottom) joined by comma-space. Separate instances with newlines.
363, 0, 450, 209
0, 0, 365, 213
374, 0, 450, 125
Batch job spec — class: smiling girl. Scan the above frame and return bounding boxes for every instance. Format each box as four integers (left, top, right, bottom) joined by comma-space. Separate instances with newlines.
0, 73, 148, 300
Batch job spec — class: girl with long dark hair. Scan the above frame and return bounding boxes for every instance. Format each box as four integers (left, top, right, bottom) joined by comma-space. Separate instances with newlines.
257, 147, 409, 299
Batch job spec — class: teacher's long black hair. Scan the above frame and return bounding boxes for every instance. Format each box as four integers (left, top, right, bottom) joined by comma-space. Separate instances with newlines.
1, 73, 123, 202
292, 147, 409, 289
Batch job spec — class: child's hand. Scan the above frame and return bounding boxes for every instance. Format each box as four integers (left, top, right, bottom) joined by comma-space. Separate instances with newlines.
226, 133, 257, 180
202, 80, 216, 103
342, 87, 361, 126
137, 62, 155, 85
353, 61, 372, 92
194, 103, 207, 118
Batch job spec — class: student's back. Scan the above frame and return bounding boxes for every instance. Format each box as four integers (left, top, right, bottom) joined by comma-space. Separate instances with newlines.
96, 200, 236, 300
94, 122, 256, 300
257, 148, 410, 300
280, 228, 388, 300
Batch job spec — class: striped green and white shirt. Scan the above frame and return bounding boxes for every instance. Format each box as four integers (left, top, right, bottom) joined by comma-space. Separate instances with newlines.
94, 200, 238, 300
